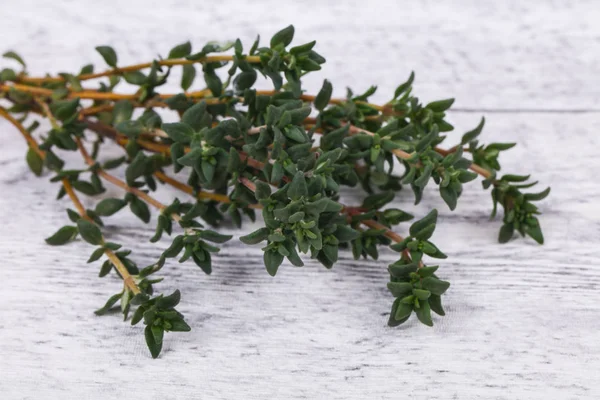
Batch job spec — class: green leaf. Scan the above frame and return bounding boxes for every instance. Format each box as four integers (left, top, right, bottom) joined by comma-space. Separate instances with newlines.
177, 148, 202, 166
240, 228, 270, 245
51, 98, 80, 121
26, 148, 43, 176
387, 282, 413, 298
130, 197, 151, 223
181, 101, 207, 131
116, 120, 143, 137
409, 209, 438, 237
162, 235, 184, 258
169, 319, 191, 332
393, 71, 415, 99
144, 325, 163, 359
181, 64, 196, 91
413, 288, 431, 300
394, 301, 413, 321
314, 79, 332, 111
79, 64, 94, 75
264, 250, 284, 276
362, 191, 395, 210
287, 171, 307, 200
162, 122, 194, 143
283, 125, 307, 142
487, 142, 516, 151
112, 100, 134, 125
123, 71, 147, 85
439, 186, 458, 210
233, 70, 257, 92
421, 277, 450, 296
45, 225, 78, 246
415, 299, 433, 326
426, 98, 454, 112
77, 219, 103, 245
94, 292, 122, 316
87, 247, 106, 263
388, 298, 409, 327
333, 225, 359, 242
0, 68, 17, 81
526, 224, 544, 244
428, 294, 445, 316
168, 41, 192, 59
95, 46, 118, 67
95, 198, 127, 216
414, 164, 433, 187
501, 174, 530, 183
44, 151, 65, 170
309, 197, 343, 214
157, 289, 181, 309
457, 170, 478, 184
461, 117, 485, 145
3, 51, 26, 67
524, 187, 551, 202
422, 241, 447, 259
125, 153, 147, 185
417, 265, 439, 278
198, 230, 232, 244
413, 223, 436, 241
270, 25, 295, 48
254, 180, 272, 200
290, 40, 316, 55
498, 223, 514, 243
388, 263, 418, 279
201, 160, 215, 182
204, 69, 222, 97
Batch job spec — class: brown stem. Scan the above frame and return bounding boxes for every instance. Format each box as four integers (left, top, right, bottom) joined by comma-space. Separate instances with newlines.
62, 179, 140, 294
1, 83, 227, 104
76, 137, 167, 211
154, 170, 261, 209
0, 107, 45, 158
18, 55, 262, 84
360, 219, 404, 243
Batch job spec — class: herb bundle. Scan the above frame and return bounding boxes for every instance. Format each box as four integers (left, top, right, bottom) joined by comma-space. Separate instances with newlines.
0, 26, 550, 358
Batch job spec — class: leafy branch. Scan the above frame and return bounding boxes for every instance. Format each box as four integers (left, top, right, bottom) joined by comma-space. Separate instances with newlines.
0, 25, 550, 358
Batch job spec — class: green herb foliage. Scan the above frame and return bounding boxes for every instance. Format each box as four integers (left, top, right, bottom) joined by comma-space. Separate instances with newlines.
0, 25, 550, 358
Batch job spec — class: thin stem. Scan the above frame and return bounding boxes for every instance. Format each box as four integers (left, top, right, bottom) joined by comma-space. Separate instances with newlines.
76, 137, 167, 211
62, 178, 88, 218
62, 179, 140, 294
360, 219, 404, 243
1, 83, 226, 103
360, 218, 415, 263
154, 170, 262, 208
0, 107, 44, 158
238, 177, 257, 192
18, 55, 262, 84
35, 98, 59, 129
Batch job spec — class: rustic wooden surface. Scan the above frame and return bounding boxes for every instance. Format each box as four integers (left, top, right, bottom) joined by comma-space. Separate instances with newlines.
1, 1, 599, 399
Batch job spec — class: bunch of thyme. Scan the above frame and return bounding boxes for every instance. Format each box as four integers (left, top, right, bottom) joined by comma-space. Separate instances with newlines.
0, 26, 550, 358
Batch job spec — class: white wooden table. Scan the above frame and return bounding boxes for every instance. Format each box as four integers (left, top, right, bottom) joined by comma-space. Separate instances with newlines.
1, 1, 599, 398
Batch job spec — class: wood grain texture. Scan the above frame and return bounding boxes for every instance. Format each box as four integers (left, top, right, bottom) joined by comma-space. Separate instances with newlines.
1, 1, 599, 399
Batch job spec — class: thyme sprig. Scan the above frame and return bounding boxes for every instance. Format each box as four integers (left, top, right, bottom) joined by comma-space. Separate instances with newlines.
0, 25, 550, 358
